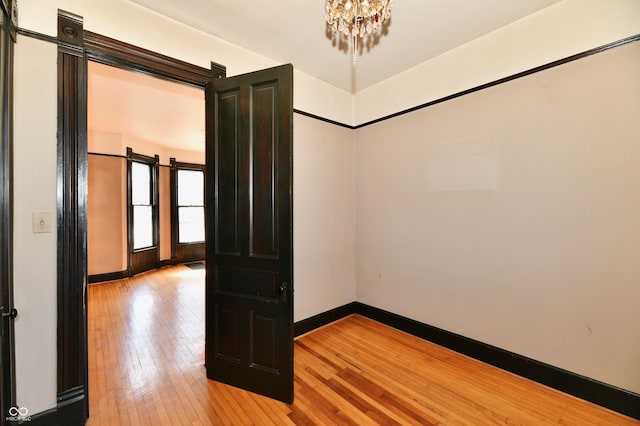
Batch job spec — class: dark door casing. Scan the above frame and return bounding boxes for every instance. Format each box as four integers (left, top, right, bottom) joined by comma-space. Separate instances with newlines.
205, 64, 294, 403
0, 0, 16, 421
56, 14, 226, 423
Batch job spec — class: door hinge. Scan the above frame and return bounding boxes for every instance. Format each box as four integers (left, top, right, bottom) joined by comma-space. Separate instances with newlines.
1, 306, 17, 319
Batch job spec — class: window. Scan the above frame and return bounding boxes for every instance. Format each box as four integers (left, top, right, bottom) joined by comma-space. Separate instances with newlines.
170, 159, 206, 263
131, 161, 154, 249
177, 169, 205, 243
127, 148, 159, 259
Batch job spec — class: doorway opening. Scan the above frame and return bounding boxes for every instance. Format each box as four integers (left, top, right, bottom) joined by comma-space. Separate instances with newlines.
58, 18, 294, 420
55, 20, 223, 421
87, 60, 207, 419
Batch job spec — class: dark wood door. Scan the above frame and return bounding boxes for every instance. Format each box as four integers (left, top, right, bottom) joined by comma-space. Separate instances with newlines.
205, 64, 294, 403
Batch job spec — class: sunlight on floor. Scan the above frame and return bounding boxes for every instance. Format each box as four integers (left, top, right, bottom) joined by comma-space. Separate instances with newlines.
169, 268, 205, 279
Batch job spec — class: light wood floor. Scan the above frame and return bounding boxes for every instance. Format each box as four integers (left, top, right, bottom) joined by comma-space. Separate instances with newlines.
87, 265, 638, 425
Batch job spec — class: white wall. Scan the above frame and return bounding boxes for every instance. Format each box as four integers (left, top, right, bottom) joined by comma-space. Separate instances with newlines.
13, 35, 58, 414
355, 0, 640, 125
354, 41, 640, 394
293, 114, 356, 321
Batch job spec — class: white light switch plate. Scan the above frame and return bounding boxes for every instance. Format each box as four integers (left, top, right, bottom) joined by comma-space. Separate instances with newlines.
32, 212, 52, 233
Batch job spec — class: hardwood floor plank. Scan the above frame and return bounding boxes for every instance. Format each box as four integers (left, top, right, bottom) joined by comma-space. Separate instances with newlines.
249, 394, 293, 426
307, 367, 400, 425
86, 265, 639, 425
329, 373, 423, 425
319, 374, 401, 425
337, 367, 435, 426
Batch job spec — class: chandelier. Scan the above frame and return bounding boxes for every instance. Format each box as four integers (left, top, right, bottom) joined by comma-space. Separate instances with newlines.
325, 0, 393, 65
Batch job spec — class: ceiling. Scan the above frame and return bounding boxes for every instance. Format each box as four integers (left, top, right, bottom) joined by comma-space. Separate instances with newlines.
89, 0, 564, 153
130, 0, 562, 93
88, 61, 205, 152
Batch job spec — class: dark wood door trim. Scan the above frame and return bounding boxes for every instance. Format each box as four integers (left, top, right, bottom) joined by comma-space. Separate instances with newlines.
56, 10, 90, 425
0, 0, 16, 421
56, 9, 226, 424
84, 31, 225, 86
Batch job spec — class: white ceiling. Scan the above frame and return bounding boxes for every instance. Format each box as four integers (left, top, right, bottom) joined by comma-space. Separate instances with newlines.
89, 0, 563, 152
130, 0, 562, 93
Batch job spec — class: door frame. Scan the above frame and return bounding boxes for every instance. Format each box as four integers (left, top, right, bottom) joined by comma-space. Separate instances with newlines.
56, 10, 225, 423
0, 0, 16, 422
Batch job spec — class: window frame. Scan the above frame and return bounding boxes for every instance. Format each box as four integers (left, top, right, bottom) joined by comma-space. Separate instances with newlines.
127, 147, 160, 255
170, 158, 206, 259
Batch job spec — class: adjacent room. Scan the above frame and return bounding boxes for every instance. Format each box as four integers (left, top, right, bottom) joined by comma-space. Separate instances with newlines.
87, 61, 206, 281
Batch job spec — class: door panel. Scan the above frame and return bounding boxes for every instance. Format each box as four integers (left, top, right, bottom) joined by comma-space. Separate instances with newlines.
205, 64, 293, 403
215, 90, 241, 257
251, 82, 278, 259
216, 266, 277, 297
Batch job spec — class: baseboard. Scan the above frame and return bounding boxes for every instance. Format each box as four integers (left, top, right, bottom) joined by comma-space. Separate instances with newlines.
295, 302, 640, 421
294, 302, 357, 337
88, 270, 127, 284
56, 387, 86, 426
28, 387, 86, 426
88, 259, 183, 283
27, 407, 57, 426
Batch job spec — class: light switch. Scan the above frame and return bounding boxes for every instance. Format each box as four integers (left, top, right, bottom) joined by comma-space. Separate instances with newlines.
32, 212, 52, 234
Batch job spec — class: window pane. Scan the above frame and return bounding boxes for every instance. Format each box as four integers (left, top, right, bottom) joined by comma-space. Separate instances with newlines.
132, 162, 151, 205
178, 206, 205, 243
133, 205, 153, 249
178, 169, 204, 206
